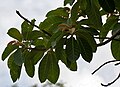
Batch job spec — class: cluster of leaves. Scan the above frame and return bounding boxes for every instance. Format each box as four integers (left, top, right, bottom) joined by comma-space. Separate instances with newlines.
2, 0, 120, 85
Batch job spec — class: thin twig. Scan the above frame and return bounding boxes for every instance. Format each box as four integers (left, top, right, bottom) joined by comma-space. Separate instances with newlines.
97, 30, 120, 47
94, 36, 120, 41
101, 73, 120, 87
92, 60, 120, 75
16, 10, 52, 36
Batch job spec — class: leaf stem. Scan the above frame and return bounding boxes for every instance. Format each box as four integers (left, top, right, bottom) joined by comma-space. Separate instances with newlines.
16, 10, 52, 37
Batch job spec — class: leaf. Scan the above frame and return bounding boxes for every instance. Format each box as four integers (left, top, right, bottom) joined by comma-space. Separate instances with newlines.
71, 2, 80, 23
2, 44, 18, 61
100, 15, 118, 42
64, 0, 75, 6
114, 0, 120, 12
78, 0, 87, 11
23, 51, 35, 77
21, 19, 35, 40
112, 23, 120, 39
47, 31, 64, 48
46, 7, 69, 18
13, 49, 24, 66
38, 51, 59, 83
98, 0, 115, 13
7, 28, 22, 41
76, 29, 97, 52
66, 60, 77, 71
66, 36, 81, 62
111, 40, 120, 60
85, 0, 102, 29
8, 54, 22, 82
77, 36, 93, 62
39, 16, 66, 31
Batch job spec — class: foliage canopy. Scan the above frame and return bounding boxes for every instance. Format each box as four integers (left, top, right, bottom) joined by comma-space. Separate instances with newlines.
2, 0, 120, 86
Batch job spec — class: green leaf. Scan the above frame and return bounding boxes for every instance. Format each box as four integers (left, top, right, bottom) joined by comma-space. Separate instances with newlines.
71, 2, 80, 23
13, 49, 24, 66
64, 0, 75, 6
98, 0, 115, 13
38, 51, 59, 83
46, 7, 69, 18
114, 0, 120, 12
66, 36, 81, 62
23, 51, 35, 77
100, 15, 118, 42
21, 19, 35, 40
66, 60, 77, 71
76, 29, 97, 52
47, 31, 64, 48
8, 54, 22, 82
112, 23, 120, 39
78, 0, 87, 11
7, 28, 22, 41
77, 36, 93, 62
39, 16, 66, 31
2, 44, 18, 61
111, 40, 120, 60
85, 0, 102, 29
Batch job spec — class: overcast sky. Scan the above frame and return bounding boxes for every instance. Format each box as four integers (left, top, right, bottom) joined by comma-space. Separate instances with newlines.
0, 0, 120, 87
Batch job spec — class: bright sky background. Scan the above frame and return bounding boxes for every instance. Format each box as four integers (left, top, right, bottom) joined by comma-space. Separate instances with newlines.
0, 0, 120, 87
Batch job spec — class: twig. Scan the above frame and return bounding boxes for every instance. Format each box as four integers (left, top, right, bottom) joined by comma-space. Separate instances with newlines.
101, 73, 120, 87
97, 30, 120, 47
16, 10, 52, 37
92, 60, 120, 75
94, 36, 120, 41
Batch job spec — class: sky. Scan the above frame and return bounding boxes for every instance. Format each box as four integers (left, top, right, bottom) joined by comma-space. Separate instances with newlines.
0, 0, 120, 87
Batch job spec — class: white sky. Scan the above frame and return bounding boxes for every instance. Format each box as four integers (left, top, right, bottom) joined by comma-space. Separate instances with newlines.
0, 0, 120, 87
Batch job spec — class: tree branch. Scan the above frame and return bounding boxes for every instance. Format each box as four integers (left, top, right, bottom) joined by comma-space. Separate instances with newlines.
101, 73, 120, 87
92, 60, 120, 75
16, 10, 52, 37
94, 36, 120, 41
97, 30, 120, 47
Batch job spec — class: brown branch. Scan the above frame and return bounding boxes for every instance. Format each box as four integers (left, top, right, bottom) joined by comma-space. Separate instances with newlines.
97, 30, 120, 47
101, 73, 120, 87
16, 10, 52, 37
92, 60, 120, 75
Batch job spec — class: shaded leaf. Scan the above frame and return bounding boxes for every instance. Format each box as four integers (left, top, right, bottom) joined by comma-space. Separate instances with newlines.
77, 36, 93, 62
98, 0, 115, 13
85, 0, 102, 29
66, 60, 77, 71
14, 49, 24, 66
38, 51, 59, 83
2, 44, 18, 61
111, 40, 120, 60
66, 36, 81, 62
7, 28, 22, 41
8, 54, 22, 82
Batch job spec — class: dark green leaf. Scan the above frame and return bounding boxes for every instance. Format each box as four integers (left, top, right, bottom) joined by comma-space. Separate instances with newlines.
47, 31, 64, 48
7, 28, 22, 41
85, 0, 102, 29
76, 29, 97, 52
24, 51, 35, 77
111, 40, 120, 60
39, 16, 66, 31
46, 7, 69, 18
66, 60, 77, 71
112, 23, 120, 39
114, 0, 120, 12
77, 36, 93, 62
66, 36, 81, 62
8, 54, 22, 82
78, 0, 87, 11
38, 51, 59, 83
2, 44, 18, 61
64, 0, 75, 6
21, 19, 35, 40
14, 49, 24, 66
98, 0, 115, 13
